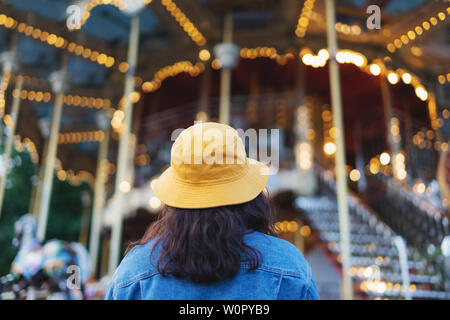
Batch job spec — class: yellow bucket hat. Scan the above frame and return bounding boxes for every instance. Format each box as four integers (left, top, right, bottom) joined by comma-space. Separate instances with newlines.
154, 122, 269, 209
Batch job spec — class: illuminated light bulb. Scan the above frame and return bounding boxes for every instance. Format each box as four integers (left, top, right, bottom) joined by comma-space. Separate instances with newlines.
387, 43, 395, 53
379, 152, 390, 165
396, 169, 407, 180
387, 72, 399, 84
119, 181, 131, 193
400, 35, 409, 44
394, 39, 402, 48
336, 51, 346, 63
57, 170, 67, 181
149, 196, 162, 209
349, 169, 361, 182
287, 221, 298, 232
299, 225, 311, 237
105, 57, 115, 68
329, 127, 337, 139
369, 159, 380, 175
342, 51, 352, 63
414, 26, 423, 35
113, 109, 125, 120
353, 54, 365, 67
369, 64, 381, 76
211, 59, 221, 70
301, 53, 313, 65
401, 72, 412, 84
318, 49, 329, 60
119, 62, 129, 73
415, 86, 428, 101
323, 142, 336, 155
415, 182, 425, 194
198, 49, 210, 61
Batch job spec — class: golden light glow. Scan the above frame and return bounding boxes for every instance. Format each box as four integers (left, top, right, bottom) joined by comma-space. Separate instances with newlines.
369, 158, 380, 175
369, 64, 381, 76
300, 48, 329, 68
336, 49, 367, 67
414, 181, 426, 194
0, 12, 119, 70
335, 22, 362, 36
58, 130, 104, 144
161, 0, 206, 46
387, 72, 399, 84
295, 0, 316, 38
141, 61, 204, 93
415, 85, 428, 101
240, 47, 278, 60
198, 49, 211, 61
119, 180, 131, 193
323, 141, 336, 156
149, 196, 162, 209
211, 59, 221, 70
393, 153, 407, 180
349, 169, 361, 182
299, 225, 311, 237
387, 10, 448, 53
379, 152, 391, 165
296, 142, 313, 170
401, 72, 412, 84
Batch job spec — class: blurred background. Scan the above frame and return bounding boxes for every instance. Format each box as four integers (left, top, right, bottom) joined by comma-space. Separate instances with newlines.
0, 0, 449, 300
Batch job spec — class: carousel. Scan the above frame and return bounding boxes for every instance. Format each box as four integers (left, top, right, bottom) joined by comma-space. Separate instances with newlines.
0, 0, 449, 300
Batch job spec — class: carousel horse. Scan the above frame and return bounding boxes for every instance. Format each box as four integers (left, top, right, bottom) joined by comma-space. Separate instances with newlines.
9, 214, 91, 299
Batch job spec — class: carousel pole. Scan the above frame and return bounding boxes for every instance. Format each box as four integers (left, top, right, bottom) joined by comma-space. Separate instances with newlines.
0, 33, 18, 148
0, 75, 23, 216
108, 15, 140, 275
218, 11, 233, 125
89, 121, 110, 275
380, 74, 401, 176
78, 191, 92, 246
324, 0, 353, 300
36, 53, 68, 241
30, 121, 50, 219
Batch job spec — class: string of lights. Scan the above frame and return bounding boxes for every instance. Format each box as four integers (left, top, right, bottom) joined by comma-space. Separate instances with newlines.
11, 88, 112, 110
9, 133, 94, 186
0, 69, 11, 119
55, 158, 95, 187
239, 47, 295, 66
0, 12, 120, 70
141, 60, 204, 93
437, 72, 450, 85
386, 8, 449, 53
160, 0, 206, 46
295, 0, 316, 38
58, 130, 105, 144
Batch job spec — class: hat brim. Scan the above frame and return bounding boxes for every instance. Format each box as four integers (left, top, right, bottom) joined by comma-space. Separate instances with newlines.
154, 159, 269, 209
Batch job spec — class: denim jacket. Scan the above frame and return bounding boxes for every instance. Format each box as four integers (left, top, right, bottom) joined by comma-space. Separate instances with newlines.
105, 231, 320, 300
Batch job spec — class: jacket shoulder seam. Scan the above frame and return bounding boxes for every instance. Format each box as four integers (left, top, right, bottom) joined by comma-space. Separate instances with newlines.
241, 263, 308, 280
115, 270, 159, 289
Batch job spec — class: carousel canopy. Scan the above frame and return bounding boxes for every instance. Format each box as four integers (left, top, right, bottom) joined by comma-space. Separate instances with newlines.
0, 0, 448, 180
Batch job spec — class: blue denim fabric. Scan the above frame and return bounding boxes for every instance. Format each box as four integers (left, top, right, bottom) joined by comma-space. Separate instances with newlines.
105, 231, 320, 300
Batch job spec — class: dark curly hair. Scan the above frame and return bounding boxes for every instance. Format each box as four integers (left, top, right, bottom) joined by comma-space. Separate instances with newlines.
126, 192, 277, 284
